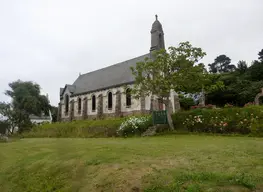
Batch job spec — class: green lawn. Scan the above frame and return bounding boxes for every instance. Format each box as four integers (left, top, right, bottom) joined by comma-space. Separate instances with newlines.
0, 135, 262, 192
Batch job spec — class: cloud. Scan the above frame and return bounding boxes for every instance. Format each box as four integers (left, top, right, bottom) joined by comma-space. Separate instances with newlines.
0, 0, 262, 105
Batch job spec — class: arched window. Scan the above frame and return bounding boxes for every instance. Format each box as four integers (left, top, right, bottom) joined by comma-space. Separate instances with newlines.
65, 94, 69, 114
108, 92, 113, 109
78, 98, 82, 114
92, 95, 96, 111
126, 88, 132, 107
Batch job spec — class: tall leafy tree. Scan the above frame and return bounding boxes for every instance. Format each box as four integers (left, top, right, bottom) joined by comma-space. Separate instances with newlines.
258, 49, 263, 62
209, 55, 236, 73
131, 42, 206, 129
237, 60, 248, 74
0, 102, 31, 133
0, 80, 50, 133
246, 60, 263, 81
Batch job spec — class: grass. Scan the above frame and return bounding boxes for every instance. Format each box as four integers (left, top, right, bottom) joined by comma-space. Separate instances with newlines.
0, 135, 263, 192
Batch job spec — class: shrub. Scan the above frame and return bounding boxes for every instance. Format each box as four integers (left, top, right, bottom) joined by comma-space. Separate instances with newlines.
244, 102, 255, 107
224, 103, 234, 108
172, 106, 263, 135
22, 118, 123, 138
250, 121, 263, 136
117, 116, 152, 136
191, 104, 216, 110
179, 97, 195, 110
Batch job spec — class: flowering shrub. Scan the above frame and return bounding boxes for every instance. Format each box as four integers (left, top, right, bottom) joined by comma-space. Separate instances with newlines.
191, 104, 215, 110
224, 103, 234, 108
173, 106, 263, 135
117, 116, 152, 136
244, 102, 255, 107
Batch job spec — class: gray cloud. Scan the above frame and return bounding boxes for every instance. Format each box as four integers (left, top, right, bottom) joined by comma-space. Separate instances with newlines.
0, 0, 262, 105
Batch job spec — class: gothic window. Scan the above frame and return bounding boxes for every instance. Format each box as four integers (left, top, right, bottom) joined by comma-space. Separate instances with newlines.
78, 98, 82, 114
65, 94, 69, 114
108, 92, 113, 110
126, 88, 132, 107
92, 95, 96, 111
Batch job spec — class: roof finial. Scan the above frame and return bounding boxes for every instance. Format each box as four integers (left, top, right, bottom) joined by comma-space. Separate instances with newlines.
155, 14, 158, 20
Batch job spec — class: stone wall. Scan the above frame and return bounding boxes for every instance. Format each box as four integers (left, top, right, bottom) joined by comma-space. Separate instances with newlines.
59, 85, 178, 121
60, 85, 147, 121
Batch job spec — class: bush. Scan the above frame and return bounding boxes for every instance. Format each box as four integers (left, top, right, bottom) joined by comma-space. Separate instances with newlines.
22, 118, 123, 138
22, 106, 263, 138
179, 97, 195, 110
191, 104, 216, 110
250, 121, 263, 136
0, 121, 8, 134
117, 115, 152, 136
172, 106, 263, 135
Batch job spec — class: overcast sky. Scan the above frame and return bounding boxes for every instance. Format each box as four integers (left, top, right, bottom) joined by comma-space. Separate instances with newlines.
0, 0, 262, 106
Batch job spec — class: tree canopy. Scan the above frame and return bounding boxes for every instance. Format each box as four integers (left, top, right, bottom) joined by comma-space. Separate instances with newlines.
258, 49, 263, 62
0, 80, 51, 133
131, 41, 206, 129
208, 55, 236, 73
206, 49, 263, 106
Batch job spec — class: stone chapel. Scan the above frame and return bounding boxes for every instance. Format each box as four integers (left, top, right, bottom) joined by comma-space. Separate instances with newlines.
58, 15, 179, 121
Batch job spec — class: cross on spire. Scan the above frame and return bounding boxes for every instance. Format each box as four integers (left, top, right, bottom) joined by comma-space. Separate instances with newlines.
155, 14, 158, 20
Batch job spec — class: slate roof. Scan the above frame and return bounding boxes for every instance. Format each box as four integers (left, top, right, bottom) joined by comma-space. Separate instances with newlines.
60, 84, 76, 97
63, 53, 150, 96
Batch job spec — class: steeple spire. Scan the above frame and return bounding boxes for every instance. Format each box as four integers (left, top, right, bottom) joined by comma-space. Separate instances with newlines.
150, 15, 165, 52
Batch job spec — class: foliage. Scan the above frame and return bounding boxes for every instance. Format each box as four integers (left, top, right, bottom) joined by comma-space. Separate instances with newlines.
0, 102, 31, 134
22, 118, 124, 138
224, 103, 234, 108
0, 120, 8, 134
117, 116, 152, 136
0, 80, 51, 133
5, 80, 50, 116
191, 104, 215, 109
131, 41, 206, 129
172, 106, 263, 135
179, 95, 196, 110
246, 60, 263, 82
208, 54, 236, 73
250, 120, 263, 136
203, 73, 225, 93
258, 49, 263, 62
50, 106, 58, 122
237, 60, 248, 74
206, 51, 263, 107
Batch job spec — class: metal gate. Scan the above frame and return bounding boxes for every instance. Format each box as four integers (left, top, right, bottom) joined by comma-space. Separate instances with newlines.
152, 110, 168, 125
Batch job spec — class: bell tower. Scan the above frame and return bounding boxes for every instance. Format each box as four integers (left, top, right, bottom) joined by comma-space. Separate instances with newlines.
150, 15, 165, 53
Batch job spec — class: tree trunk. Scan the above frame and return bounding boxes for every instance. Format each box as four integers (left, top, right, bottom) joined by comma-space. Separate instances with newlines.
164, 97, 174, 130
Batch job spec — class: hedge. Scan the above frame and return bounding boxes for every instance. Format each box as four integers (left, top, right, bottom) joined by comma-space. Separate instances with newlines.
172, 105, 263, 135
22, 118, 123, 138
22, 106, 263, 138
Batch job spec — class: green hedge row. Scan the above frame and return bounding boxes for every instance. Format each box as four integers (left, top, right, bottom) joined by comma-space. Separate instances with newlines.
22, 106, 263, 138
172, 105, 263, 136
23, 118, 123, 138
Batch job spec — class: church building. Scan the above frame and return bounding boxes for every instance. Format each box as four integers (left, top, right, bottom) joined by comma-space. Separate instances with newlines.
58, 15, 179, 121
